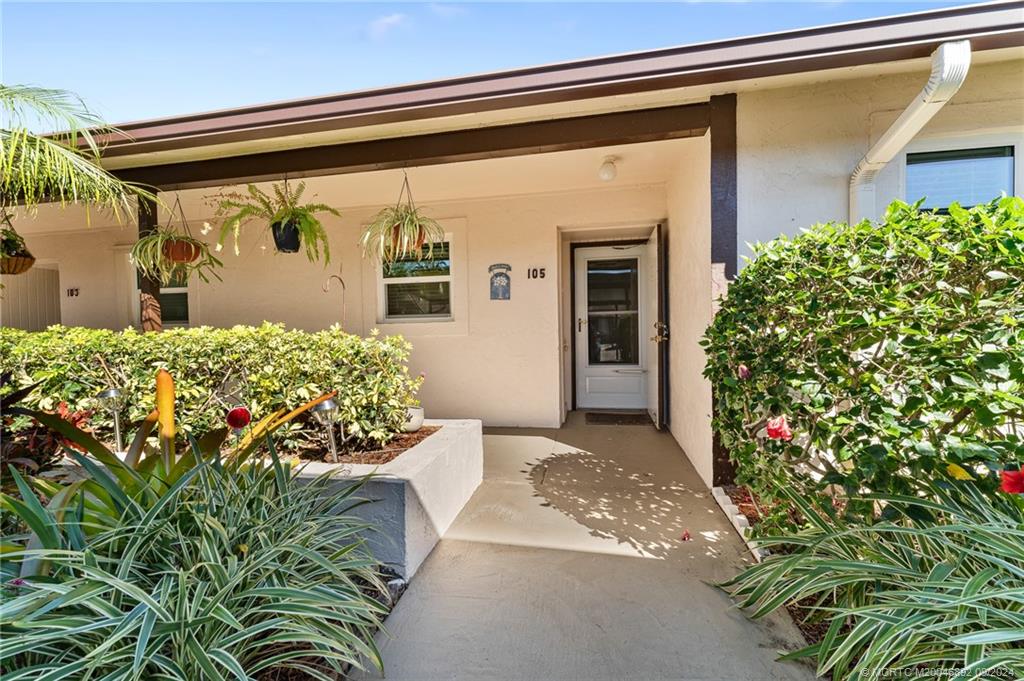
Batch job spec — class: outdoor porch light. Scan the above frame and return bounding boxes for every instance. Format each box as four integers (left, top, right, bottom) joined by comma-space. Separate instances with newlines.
311, 398, 340, 463
598, 156, 618, 182
95, 388, 124, 454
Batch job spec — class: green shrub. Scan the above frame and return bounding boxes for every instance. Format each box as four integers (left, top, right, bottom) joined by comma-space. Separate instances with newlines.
703, 198, 1024, 530
0, 322, 421, 448
723, 481, 1024, 680
1, 373, 388, 678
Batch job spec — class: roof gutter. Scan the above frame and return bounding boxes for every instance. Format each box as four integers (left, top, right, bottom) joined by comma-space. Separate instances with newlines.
849, 40, 971, 223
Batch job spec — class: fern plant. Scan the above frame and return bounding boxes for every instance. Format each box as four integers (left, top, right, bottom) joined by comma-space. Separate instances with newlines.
210, 181, 340, 263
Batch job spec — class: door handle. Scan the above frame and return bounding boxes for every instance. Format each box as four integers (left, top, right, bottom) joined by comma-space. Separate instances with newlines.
577, 318, 587, 332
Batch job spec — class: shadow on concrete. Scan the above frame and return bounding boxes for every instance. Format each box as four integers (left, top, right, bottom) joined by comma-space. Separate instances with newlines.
525, 446, 721, 560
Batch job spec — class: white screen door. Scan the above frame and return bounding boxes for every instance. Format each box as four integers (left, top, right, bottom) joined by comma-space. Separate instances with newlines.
574, 244, 647, 409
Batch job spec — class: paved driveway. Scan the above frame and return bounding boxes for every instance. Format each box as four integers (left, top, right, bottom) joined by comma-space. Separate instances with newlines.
355, 414, 817, 681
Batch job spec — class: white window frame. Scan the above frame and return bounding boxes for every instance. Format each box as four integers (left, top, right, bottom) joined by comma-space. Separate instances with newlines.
152, 283, 191, 329
900, 131, 1022, 206
376, 234, 454, 323
120, 250, 199, 329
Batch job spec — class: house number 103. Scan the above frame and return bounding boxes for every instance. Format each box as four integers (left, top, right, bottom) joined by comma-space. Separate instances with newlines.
527, 267, 546, 279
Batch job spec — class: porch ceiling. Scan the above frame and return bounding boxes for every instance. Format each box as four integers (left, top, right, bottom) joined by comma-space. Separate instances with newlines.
15, 137, 701, 234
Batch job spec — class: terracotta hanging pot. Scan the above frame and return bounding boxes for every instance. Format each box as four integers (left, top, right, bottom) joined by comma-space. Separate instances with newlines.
161, 238, 201, 264
0, 254, 35, 275
390, 225, 426, 254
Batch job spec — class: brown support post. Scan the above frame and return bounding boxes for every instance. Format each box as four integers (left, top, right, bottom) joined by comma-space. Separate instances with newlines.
709, 93, 738, 486
709, 93, 737, 280
137, 196, 162, 332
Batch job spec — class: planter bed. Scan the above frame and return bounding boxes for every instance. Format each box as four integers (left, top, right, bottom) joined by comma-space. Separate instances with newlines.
296, 419, 482, 580
32, 420, 482, 581
298, 425, 440, 465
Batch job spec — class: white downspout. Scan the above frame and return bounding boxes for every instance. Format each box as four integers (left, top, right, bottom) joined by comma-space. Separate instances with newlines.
849, 40, 972, 223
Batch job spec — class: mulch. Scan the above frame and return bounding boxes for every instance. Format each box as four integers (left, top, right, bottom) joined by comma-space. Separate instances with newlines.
297, 426, 440, 465
724, 484, 763, 526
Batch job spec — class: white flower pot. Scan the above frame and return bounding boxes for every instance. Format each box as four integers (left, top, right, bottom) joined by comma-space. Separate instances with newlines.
404, 406, 424, 432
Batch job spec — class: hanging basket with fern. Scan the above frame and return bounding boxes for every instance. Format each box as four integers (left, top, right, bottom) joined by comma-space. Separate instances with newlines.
209, 180, 339, 263
361, 172, 444, 264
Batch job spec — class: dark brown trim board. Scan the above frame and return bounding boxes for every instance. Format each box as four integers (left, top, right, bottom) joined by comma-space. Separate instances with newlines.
137, 197, 163, 332
710, 94, 738, 280
96, 2, 1024, 158
116, 104, 710, 191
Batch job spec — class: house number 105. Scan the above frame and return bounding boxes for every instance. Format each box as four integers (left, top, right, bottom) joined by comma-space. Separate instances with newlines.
527, 267, 546, 279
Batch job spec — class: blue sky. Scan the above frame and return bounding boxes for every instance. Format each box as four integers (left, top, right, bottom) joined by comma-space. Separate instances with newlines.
2, 1, 967, 124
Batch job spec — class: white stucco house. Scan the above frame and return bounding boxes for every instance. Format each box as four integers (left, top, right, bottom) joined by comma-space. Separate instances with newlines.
4, 2, 1022, 488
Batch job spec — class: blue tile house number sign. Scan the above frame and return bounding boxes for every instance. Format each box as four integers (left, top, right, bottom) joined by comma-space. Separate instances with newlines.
489, 263, 511, 300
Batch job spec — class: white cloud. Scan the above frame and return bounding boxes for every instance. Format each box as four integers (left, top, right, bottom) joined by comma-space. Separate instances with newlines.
368, 13, 409, 39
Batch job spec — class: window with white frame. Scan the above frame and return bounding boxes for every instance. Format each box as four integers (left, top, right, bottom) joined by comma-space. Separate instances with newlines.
906, 145, 1015, 211
136, 270, 190, 327
380, 240, 452, 321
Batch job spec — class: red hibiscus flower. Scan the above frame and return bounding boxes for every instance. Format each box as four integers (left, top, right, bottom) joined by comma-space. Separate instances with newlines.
226, 406, 252, 430
766, 415, 793, 441
1000, 470, 1024, 494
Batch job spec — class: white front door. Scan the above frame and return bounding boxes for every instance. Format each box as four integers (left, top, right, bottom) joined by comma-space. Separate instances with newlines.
574, 244, 647, 409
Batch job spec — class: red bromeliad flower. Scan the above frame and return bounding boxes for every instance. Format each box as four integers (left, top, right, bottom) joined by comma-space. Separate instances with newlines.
1000, 470, 1024, 494
226, 406, 252, 430
766, 415, 793, 441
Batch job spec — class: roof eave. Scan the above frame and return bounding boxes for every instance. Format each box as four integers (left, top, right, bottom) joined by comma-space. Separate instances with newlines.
95, 1, 1024, 160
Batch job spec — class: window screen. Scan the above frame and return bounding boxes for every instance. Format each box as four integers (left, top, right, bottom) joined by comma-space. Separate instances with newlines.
382, 242, 452, 320
906, 146, 1014, 210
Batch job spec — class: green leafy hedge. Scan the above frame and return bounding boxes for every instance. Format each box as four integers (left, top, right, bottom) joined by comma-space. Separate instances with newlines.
703, 198, 1024, 530
0, 323, 421, 447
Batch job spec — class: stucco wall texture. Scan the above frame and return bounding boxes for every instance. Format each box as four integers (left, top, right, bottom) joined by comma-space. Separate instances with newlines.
17, 184, 670, 432
736, 58, 1024, 269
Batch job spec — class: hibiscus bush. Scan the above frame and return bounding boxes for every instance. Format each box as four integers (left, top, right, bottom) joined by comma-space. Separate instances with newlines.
703, 198, 1024, 531
0, 322, 421, 449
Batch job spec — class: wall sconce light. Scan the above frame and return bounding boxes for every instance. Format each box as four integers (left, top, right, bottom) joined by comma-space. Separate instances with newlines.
598, 156, 618, 182
95, 388, 124, 453
311, 398, 340, 463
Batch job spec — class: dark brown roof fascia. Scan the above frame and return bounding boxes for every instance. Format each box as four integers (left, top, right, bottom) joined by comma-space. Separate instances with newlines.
100, 2, 1024, 160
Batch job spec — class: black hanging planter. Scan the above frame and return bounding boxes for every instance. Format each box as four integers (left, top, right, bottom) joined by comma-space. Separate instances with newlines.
271, 220, 301, 253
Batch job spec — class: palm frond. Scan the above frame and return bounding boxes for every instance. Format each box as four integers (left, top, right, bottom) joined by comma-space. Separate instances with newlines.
0, 84, 154, 217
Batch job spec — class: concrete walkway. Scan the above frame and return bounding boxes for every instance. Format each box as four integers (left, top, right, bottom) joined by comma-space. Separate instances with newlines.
355, 413, 817, 681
